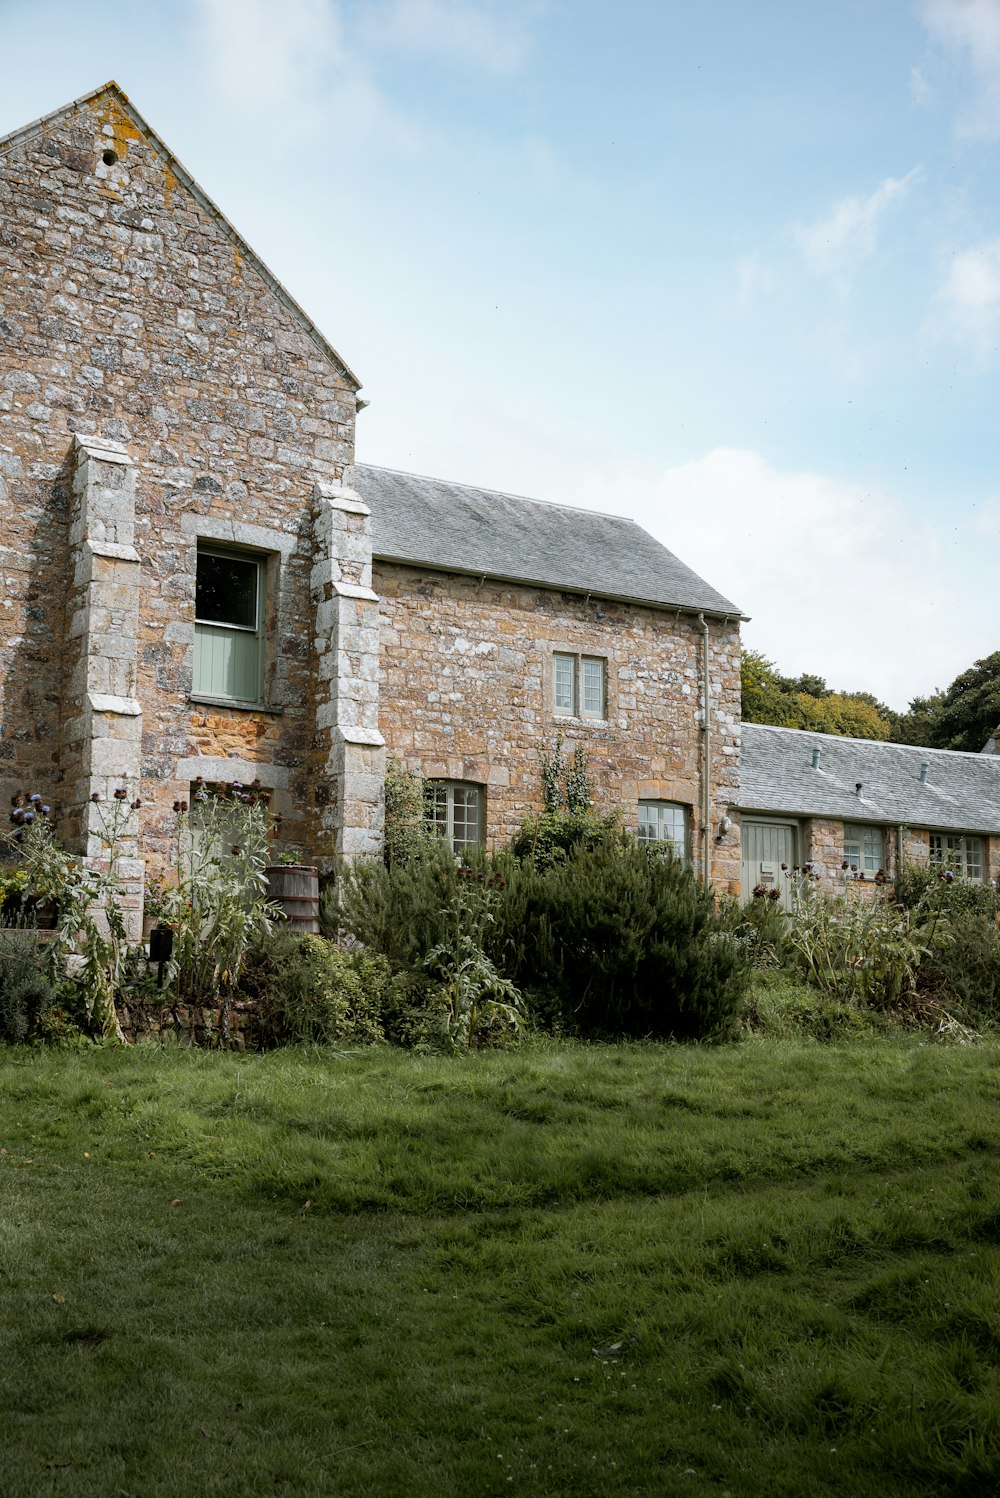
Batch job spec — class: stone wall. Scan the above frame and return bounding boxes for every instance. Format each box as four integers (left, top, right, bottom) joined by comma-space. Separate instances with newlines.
375, 563, 742, 889
0, 87, 362, 875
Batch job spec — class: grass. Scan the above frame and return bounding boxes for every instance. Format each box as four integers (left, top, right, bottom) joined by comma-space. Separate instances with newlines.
2, 1036, 1000, 1496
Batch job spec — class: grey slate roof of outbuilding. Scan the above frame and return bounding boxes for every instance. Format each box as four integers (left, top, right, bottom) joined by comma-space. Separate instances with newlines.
739, 723, 1000, 834
355, 464, 745, 618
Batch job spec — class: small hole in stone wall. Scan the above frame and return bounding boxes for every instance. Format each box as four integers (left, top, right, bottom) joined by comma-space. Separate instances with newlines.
101, 149, 118, 167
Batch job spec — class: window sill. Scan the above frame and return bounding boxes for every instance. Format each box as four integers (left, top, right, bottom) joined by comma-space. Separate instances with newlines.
552, 714, 608, 726
188, 694, 284, 716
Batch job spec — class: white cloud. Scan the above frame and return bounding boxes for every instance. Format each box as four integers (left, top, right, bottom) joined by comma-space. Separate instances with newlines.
922, 0, 1000, 136
792, 169, 920, 282
932, 239, 1000, 351
359, 0, 535, 74
910, 63, 932, 104
554, 448, 989, 710
195, 0, 341, 127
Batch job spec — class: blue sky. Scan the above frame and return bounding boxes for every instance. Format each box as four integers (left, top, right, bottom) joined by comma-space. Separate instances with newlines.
2, 0, 1000, 709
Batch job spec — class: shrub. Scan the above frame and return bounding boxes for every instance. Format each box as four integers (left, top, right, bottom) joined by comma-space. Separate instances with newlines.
502, 837, 749, 1040
785, 884, 927, 1011
424, 916, 524, 1049
897, 862, 1000, 921
716, 890, 789, 969
336, 838, 473, 970
0, 930, 59, 1043
745, 970, 889, 1042
383, 759, 440, 868
163, 783, 278, 1036
918, 912, 1000, 1025
507, 808, 619, 872
380, 969, 453, 1053
241, 927, 388, 1047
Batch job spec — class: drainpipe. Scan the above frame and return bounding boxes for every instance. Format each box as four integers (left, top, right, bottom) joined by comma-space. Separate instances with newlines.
896, 824, 906, 891
697, 612, 711, 892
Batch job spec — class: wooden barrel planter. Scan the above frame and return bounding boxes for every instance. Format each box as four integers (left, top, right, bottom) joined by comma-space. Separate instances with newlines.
264, 865, 321, 934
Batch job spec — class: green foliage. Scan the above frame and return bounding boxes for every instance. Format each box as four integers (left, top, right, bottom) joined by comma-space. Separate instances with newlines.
746, 970, 890, 1041
923, 650, 1000, 752
716, 890, 789, 969
382, 758, 436, 867
919, 913, 1000, 1025
741, 649, 894, 739
507, 806, 618, 871
336, 837, 467, 970
897, 861, 1000, 921
785, 883, 927, 1011
505, 837, 749, 1040
163, 784, 277, 1035
0, 930, 59, 1043
11, 794, 139, 1043
240, 927, 387, 1047
379, 969, 453, 1052
424, 914, 524, 1050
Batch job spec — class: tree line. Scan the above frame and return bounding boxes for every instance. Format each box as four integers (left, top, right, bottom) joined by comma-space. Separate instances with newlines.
741, 649, 1000, 753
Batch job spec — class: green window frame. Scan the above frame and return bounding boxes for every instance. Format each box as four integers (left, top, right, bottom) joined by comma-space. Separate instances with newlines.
637, 800, 687, 862
425, 781, 484, 853
843, 824, 884, 877
194, 546, 265, 703
929, 832, 984, 882
553, 653, 606, 719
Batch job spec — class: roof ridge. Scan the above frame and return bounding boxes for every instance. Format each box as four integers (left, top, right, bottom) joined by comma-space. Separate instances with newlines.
356, 461, 642, 528
0, 81, 363, 391
742, 721, 1000, 761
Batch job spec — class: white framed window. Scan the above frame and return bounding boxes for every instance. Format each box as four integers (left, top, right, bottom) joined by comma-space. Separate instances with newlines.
553, 653, 606, 719
637, 801, 687, 861
843, 824, 884, 877
425, 781, 484, 852
930, 832, 984, 882
194, 546, 265, 703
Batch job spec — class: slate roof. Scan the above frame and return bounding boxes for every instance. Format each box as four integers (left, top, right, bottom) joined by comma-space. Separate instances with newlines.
739, 723, 1000, 834
0, 82, 362, 389
355, 464, 744, 618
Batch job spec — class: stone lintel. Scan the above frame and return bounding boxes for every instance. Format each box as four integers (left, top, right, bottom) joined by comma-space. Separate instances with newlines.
87, 541, 141, 565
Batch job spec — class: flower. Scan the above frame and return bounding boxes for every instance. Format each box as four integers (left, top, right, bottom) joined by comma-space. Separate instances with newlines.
780, 862, 788, 871
842, 861, 849, 870
91, 792, 101, 803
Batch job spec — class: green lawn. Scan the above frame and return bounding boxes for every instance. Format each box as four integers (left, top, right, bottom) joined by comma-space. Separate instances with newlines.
2, 1037, 1000, 1496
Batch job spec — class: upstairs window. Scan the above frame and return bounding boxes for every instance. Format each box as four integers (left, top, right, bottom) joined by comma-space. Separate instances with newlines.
930, 832, 984, 882
637, 801, 687, 862
425, 781, 483, 853
553, 653, 606, 719
843, 824, 884, 877
194, 547, 265, 703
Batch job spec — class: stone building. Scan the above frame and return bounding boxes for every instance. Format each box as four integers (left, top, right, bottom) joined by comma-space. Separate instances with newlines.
738, 724, 1000, 908
0, 82, 745, 929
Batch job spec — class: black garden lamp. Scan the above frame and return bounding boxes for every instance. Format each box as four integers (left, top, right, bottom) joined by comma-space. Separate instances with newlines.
147, 924, 174, 987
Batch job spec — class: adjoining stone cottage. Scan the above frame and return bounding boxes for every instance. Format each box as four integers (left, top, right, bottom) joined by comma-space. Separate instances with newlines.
738, 724, 1000, 909
0, 81, 746, 934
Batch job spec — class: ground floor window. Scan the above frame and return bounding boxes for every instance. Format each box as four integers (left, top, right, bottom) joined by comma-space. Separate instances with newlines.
929, 832, 984, 881
425, 781, 484, 852
637, 801, 687, 861
843, 824, 884, 877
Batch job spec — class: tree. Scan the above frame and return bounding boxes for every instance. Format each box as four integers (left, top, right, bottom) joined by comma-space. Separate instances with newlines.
923, 652, 1000, 753
740, 650, 894, 740
741, 650, 796, 727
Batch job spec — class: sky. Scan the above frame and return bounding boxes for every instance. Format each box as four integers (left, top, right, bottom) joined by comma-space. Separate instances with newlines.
1, 0, 999, 710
